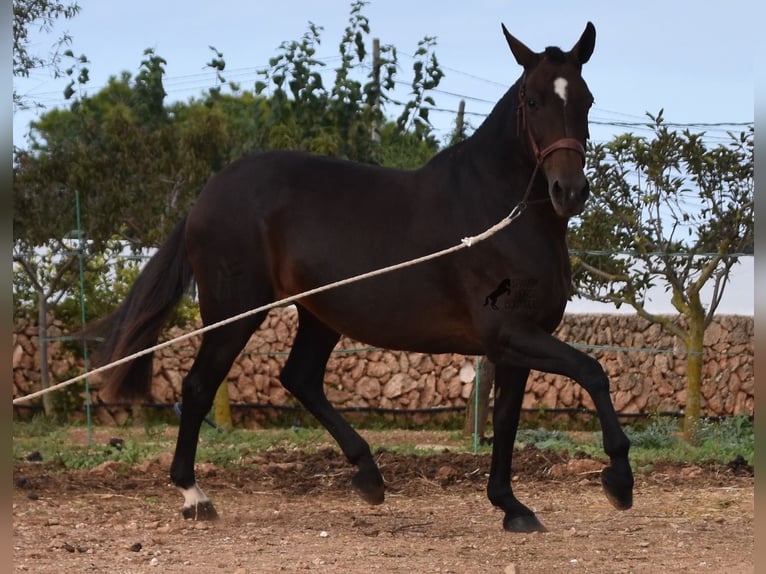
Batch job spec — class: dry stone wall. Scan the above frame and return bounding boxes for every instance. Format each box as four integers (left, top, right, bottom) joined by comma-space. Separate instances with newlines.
13, 310, 754, 426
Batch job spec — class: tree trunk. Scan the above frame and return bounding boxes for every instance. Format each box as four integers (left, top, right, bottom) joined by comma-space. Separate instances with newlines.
37, 295, 55, 419
683, 308, 706, 442
213, 381, 233, 432
463, 358, 494, 439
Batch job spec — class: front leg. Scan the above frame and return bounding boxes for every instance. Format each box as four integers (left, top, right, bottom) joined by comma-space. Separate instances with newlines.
489, 322, 634, 513
487, 365, 548, 532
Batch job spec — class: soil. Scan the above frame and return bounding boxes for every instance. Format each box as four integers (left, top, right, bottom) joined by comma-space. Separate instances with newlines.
13, 431, 753, 574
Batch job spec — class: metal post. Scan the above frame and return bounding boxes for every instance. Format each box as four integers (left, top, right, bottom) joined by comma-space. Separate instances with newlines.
473, 356, 480, 453
75, 190, 92, 446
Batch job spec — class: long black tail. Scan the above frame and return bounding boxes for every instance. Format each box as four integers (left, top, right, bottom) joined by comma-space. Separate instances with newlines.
91, 215, 194, 401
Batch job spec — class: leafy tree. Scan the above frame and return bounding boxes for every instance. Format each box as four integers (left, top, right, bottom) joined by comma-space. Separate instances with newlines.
394, 35, 443, 140
255, 0, 440, 164
13, 241, 81, 417
13, 45, 186, 417
13, 0, 82, 109
17, 85, 180, 246
14, 1, 446, 419
571, 112, 754, 440
205, 44, 241, 98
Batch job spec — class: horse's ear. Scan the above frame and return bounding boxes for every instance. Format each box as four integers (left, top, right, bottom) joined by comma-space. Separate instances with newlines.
570, 21, 596, 66
502, 23, 539, 69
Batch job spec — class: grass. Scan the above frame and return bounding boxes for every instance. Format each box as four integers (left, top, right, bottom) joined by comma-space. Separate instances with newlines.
512, 415, 754, 470
12, 416, 333, 470
195, 427, 331, 467
12, 415, 173, 470
12, 414, 753, 472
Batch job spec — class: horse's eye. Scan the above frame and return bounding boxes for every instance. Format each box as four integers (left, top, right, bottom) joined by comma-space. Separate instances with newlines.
527, 98, 538, 109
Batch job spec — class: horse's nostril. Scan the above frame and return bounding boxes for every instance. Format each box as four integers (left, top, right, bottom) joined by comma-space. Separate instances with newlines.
564, 181, 589, 205
569, 187, 586, 204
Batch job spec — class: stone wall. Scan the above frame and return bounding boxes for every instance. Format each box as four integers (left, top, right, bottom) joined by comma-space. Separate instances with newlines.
12, 310, 754, 426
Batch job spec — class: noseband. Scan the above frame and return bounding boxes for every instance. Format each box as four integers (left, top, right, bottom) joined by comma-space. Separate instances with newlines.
516, 73, 586, 166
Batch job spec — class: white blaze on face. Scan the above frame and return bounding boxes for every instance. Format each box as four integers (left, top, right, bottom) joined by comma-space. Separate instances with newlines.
553, 77, 568, 105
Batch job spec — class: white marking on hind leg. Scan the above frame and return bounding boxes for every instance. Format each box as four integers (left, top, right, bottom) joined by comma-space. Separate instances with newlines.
179, 483, 219, 519
179, 483, 212, 514
180, 483, 210, 507
554, 77, 568, 104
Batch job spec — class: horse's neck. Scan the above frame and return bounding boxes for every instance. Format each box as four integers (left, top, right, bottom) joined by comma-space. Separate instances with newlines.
464, 125, 572, 245
459, 127, 548, 213
464, 89, 540, 182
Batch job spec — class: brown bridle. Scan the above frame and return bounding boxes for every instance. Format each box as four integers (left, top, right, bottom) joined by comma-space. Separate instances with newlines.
516, 73, 586, 167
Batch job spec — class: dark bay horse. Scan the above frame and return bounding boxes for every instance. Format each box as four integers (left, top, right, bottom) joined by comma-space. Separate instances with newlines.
93, 21, 633, 532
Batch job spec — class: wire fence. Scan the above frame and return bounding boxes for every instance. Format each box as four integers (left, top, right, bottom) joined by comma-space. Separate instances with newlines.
12, 398, 705, 424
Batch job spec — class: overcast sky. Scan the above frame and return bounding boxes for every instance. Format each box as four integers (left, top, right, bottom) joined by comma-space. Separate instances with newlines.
13, 0, 756, 314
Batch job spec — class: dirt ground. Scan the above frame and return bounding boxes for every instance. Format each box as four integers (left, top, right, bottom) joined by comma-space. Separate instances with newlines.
13, 432, 753, 574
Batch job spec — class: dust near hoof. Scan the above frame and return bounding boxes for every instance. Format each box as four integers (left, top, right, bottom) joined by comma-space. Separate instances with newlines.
181, 500, 219, 521
503, 514, 548, 533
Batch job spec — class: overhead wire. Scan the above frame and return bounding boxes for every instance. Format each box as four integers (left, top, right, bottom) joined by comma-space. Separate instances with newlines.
14, 48, 752, 140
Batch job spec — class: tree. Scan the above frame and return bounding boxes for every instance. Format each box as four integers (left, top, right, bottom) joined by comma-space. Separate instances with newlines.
14, 47, 210, 246
394, 35, 443, 140
570, 112, 754, 440
13, 1, 446, 419
13, 241, 81, 417
463, 357, 493, 440
255, 0, 441, 165
13, 0, 82, 109
13, 46, 185, 418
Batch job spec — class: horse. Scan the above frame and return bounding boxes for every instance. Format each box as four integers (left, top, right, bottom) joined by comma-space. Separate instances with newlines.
91, 21, 633, 533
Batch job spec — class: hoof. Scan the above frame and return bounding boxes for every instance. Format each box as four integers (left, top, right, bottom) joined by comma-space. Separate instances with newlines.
503, 514, 547, 533
351, 469, 385, 505
181, 500, 219, 521
601, 466, 633, 510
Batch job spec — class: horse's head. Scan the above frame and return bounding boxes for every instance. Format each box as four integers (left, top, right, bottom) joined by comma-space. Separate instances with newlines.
503, 22, 596, 218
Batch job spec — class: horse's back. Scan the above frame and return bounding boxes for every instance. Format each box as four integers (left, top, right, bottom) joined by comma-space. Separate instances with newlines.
198, 150, 414, 207
184, 151, 477, 349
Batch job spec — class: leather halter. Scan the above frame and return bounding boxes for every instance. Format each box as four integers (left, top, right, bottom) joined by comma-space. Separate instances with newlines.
516, 73, 586, 166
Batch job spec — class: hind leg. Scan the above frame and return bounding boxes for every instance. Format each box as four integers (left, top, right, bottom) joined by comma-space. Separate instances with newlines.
281, 306, 385, 504
173, 219, 276, 519
170, 314, 264, 520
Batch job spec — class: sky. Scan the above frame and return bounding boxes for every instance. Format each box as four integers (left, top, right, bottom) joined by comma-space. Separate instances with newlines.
12, 0, 756, 314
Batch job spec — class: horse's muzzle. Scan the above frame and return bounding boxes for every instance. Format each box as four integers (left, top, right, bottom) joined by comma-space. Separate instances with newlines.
549, 176, 590, 218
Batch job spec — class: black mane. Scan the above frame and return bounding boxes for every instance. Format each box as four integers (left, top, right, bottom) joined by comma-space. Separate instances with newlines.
543, 46, 567, 63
